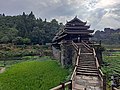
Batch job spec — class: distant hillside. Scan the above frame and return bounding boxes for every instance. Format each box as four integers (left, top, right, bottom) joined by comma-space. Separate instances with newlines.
0, 12, 62, 45
92, 28, 120, 45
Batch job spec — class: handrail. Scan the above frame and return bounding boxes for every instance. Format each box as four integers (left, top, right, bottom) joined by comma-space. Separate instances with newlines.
98, 69, 104, 81
93, 48, 100, 69
70, 66, 77, 80
82, 41, 91, 49
50, 85, 62, 90
50, 81, 72, 90
113, 87, 120, 90
82, 41, 92, 52
76, 49, 81, 66
71, 48, 81, 80
93, 48, 106, 90
72, 41, 79, 51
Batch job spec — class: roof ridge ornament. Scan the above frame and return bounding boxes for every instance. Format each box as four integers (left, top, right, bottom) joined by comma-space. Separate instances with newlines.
75, 15, 77, 18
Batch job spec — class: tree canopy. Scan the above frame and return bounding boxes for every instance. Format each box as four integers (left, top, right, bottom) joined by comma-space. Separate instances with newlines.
0, 12, 61, 45
92, 28, 120, 45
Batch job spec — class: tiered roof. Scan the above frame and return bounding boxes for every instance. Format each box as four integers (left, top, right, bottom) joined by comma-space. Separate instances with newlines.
52, 16, 94, 43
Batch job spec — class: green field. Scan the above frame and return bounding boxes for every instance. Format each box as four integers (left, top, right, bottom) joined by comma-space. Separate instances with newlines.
0, 60, 69, 90
102, 51, 120, 87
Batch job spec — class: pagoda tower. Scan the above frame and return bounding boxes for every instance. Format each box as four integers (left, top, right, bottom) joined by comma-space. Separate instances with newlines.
52, 17, 96, 67
52, 16, 94, 44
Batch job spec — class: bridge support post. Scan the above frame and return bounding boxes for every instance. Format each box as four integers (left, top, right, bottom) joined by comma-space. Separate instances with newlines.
103, 75, 106, 90
68, 80, 72, 90
61, 82, 65, 90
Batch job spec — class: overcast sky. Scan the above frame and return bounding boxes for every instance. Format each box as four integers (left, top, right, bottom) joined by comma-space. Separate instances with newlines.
0, 0, 120, 30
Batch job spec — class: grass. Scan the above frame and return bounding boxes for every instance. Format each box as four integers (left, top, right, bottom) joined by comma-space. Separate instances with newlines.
0, 60, 69, 90
102, 51, 120, 88
0, 44, 52, 58
102, 44, 120, 50
0, 56, 51, 67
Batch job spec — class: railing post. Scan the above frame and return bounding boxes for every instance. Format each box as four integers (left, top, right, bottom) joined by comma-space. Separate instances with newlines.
103, 75, 106, 90
111, 85, 114, 90
61, 82, 65, 90
68, 80, 72, 90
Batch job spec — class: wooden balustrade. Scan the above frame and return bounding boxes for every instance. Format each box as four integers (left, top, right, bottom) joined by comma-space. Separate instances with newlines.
98, 69, 106, 90
112, 87, 120, 90
93, 48, 106, 90
72, 41, 79, 51
82, 41, 92, 52
82, 41, 91, 49
50, 80, 72, 90
93, 48, 100, 69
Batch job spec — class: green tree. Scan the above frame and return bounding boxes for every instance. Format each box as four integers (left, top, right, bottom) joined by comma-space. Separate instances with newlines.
0, 36, 10, 43
12, 37, 23, 45
22, 38, 31, 45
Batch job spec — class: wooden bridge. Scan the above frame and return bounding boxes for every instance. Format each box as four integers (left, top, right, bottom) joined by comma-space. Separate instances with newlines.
51, 41, 106, 90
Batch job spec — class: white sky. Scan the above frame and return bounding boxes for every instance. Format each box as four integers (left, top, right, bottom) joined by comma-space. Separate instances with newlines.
0, 0, 120, 30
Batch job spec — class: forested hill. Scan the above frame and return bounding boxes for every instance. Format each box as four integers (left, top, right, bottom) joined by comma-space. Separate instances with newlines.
0, 12, 62, 45
92, 28, 120, 45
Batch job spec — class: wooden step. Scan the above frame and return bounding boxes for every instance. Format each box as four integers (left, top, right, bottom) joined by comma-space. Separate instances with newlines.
77, 67, 98, 71
77, 65, 97, 69
79, 62, 95, 65
78, 63, 96, 66
79, 59, 95, 62
79, 63, 96, 66
79, 61, 95, 63
81, 53, 93, 55
76, 72, 98, 76
78, 61, 95, 64
76, 69, 98, 73
80, 56, 95, 58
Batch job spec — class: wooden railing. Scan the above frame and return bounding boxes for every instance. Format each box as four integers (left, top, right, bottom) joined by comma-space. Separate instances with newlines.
98, 69, 106, 90
112, 87, 120, 90
50, 80, 72, 90
93, 48, 106, 90
82, 41, 92, 52
82, 41, 91, 49
72, 41, 79, 51
71, 48, 81, 80
51, 45, 81, 90
93, 48, 100, 69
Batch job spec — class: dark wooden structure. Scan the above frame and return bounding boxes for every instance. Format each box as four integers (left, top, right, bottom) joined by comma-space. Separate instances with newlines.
52, 17, 104, 66
51, 17, 106, 90
52, 16, 94, 44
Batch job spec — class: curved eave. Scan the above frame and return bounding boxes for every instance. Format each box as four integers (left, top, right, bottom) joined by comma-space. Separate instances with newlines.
56, 29, 65, 36
52, 34, 67, 42
64, 29, 94, 34
88, 30, 94, 33
64, 25, 90, 30
65, 32, 93, 34
65, 22, 86, 27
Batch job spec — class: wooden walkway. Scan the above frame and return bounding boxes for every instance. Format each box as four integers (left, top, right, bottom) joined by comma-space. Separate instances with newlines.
51, 42, 106, 90
72, 43, 102, 90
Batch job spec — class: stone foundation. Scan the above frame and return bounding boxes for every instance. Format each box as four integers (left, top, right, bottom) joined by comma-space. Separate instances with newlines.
52, 41, 77, 67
